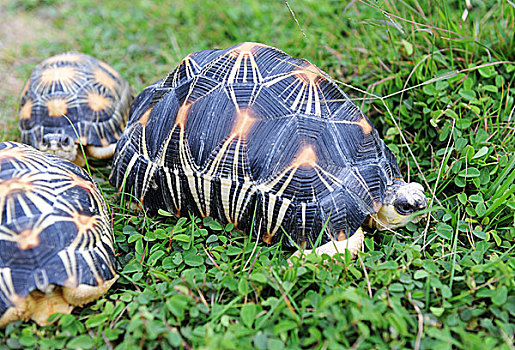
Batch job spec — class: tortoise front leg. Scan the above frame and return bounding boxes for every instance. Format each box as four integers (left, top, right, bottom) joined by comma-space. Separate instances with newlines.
290, 227, 365, 260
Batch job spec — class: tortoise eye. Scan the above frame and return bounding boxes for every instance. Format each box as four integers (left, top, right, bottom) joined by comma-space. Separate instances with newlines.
395, 201, 413, 215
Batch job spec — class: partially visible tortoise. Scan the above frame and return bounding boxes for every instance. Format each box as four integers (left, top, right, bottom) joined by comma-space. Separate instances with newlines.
19, 52, 132, 166
0, 142, 117, 327
110, 42, 428, 257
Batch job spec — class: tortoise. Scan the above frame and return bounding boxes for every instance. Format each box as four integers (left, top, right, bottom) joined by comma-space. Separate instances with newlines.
19, 52, 132, 166
0, 142, 117, 327
109, 42, 428, 257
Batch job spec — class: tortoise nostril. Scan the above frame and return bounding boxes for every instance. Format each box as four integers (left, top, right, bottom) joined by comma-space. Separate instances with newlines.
42, 136, 50, 147
61, 135, 73, 147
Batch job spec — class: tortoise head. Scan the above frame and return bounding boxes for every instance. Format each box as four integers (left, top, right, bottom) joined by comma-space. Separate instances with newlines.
39, 133, 78, 163
366, 180, 428, 230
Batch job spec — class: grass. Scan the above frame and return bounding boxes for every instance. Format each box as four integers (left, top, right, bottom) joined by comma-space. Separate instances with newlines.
0, 0, 514, 349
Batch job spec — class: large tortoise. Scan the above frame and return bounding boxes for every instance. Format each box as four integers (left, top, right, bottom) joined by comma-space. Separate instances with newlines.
110, 42, 428, 256
0, 142, 117, 326
19, 52, 132, 166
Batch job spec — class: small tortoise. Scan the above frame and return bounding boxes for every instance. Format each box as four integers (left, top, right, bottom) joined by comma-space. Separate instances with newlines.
0, 142, 117, 327
110, 42, 428, 256
19, 52, 132, 166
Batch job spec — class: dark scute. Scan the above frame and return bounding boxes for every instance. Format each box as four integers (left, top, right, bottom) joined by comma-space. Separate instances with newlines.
319, 189, 368, 239
383, 143, 402, 179
316, 78, 349, 116
144, 89, 181, 160
184, 87, 236, 167
185, 76, 221, 105
246, 117, 299, 181
251, 46, 294, 76
191, 48, 231, 70
251, 86, 292, 120
130, 81, 159, 123
329, 122, 375, 166
352, 163, 390, 209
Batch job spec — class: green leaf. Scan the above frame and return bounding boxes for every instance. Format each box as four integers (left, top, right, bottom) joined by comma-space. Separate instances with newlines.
123, 225, 137, 234
67, 335, 94, 349
472, 146, 489, 159
208, 220, 223, 230
158, 209, 175, 217
167, 330, 182, 347
206, 234, 218, 243
184, 254, 204, 266
435, 223, 453, 240
478, 66, 493, 78
19, 334, 36, 347
85, 313, 108, 328
166, 295, 190, 320
458, 167, 480, 178
148, 250, 166, 264
173, 234, 190, 243
472, 230, 486, 239
414, 270, 429, 279
459, 89, 476, 101
430, 307, 445, 317
241, 303, 257, 328
401, 39, 413, 55
250, 272, 267, 284
475, 202, 486, 217
423, 84, 437, 96
376, 261, 399, 270
273, 320, 297, 335
457, 193, 467, 204
483, 84, 497, 93
238, 278, 249, 295
122, 261, 142, 273
492, 286, 508, 306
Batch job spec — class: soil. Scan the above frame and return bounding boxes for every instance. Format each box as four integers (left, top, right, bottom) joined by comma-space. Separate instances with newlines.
0, 1, 67, 139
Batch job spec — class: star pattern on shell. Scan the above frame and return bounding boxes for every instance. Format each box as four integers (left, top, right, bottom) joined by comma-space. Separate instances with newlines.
110, 42, 401, 249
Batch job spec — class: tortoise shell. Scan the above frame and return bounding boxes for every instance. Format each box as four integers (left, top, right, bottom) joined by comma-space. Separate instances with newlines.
110, 42, 401, 248
19, 52, 132, 154
0, 142, 117, 326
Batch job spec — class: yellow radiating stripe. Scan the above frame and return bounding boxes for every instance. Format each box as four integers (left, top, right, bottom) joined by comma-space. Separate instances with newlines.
312, 83, 321, 116
301, 202, 307, 239
220, 177, 233, 223
80, 250, 103, 285
306, 81, 313, 115
265, 193, 276, 234
141, 161, 157, 200
163, 167, 181, 212
290, 83, 305, 112
227, 51, 244, 84
120, 153, 139, 191
158, 125, 177, 167
264, 71, 298, 87
268, 194, 292, 237
58, 249, 75, 281
0, 268, 15, 300
233, 182, 256, 224
313, 166, 335, 192
201, 175, 213, 217
141, 124, 149, 160
248, 53, 263, 82
0, 226, 17, 242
